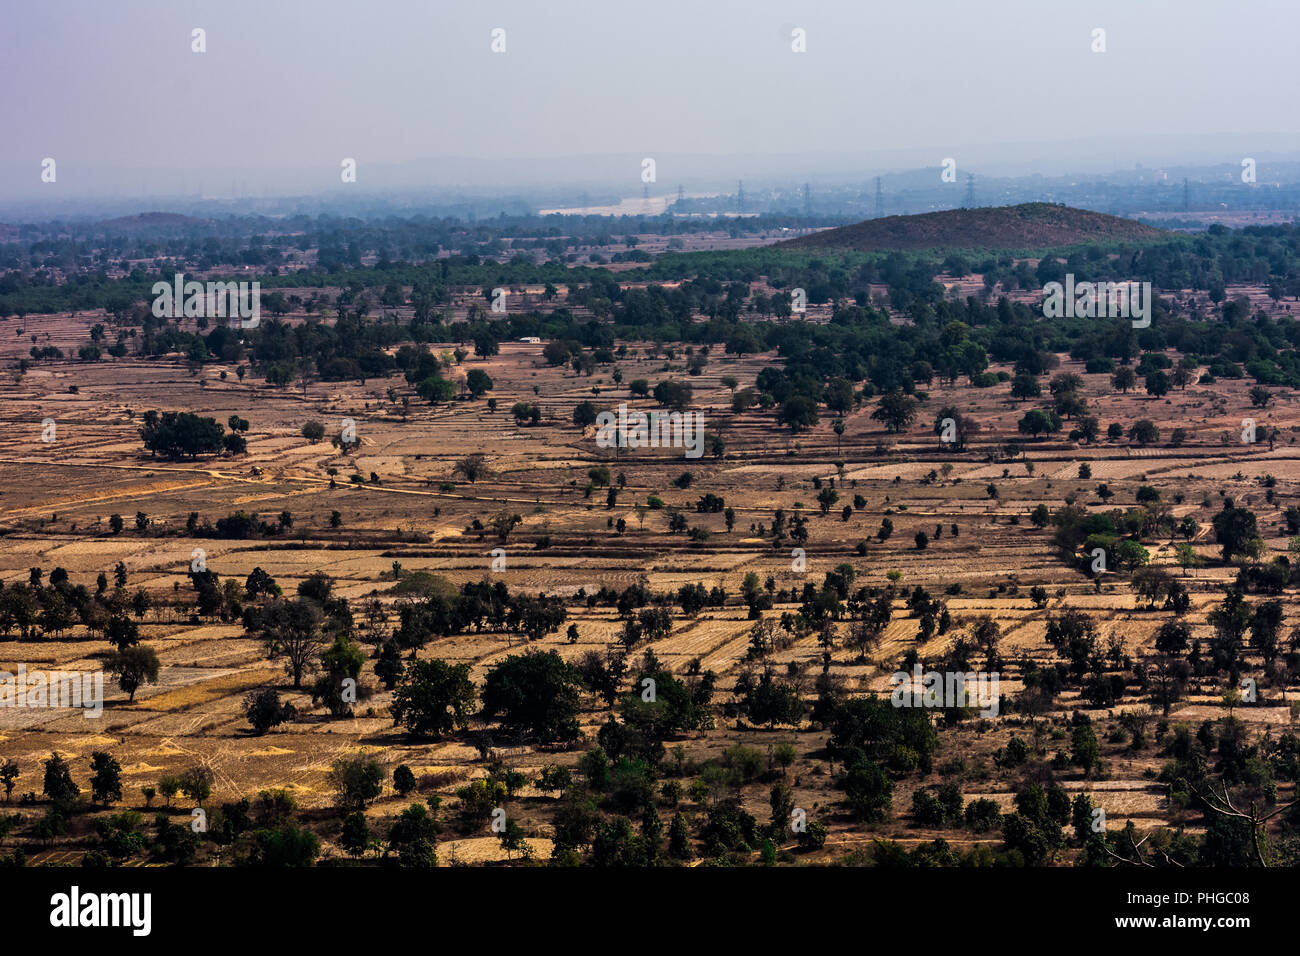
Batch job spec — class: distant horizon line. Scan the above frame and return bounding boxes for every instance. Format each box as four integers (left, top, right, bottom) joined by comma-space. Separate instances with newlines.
3, 131, 1300, 209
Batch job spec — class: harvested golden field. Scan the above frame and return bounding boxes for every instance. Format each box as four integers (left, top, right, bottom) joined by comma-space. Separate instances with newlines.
1, 291, 1299, 871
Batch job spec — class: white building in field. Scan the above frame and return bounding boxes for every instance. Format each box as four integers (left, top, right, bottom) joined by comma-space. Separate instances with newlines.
518, 337, 542, 344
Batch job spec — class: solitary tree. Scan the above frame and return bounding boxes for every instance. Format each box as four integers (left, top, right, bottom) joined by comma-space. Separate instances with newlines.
179, 765, 214, 807
108, 645, 160, 702
1128, 419, 1160, 446
255, 600, 324, 689
89, 751, 123, 806
1110, 366, 1137, 394
242, 687, 297, 735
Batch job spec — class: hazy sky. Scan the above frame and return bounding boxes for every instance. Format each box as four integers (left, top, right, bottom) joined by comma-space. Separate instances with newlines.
2, 0, 1298, 200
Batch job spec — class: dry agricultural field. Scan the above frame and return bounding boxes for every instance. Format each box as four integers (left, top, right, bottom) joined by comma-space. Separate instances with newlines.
1, 293, 1298, 866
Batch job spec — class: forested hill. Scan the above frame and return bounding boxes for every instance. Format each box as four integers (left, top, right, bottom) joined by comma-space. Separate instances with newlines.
779, 203, 1167, 252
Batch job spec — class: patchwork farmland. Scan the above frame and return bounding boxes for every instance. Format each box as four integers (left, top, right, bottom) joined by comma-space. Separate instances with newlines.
2, 241, 1300, 869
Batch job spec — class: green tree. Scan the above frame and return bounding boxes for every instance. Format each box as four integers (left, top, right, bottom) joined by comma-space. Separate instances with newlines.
1071, 723, 1101, 777
249, 822, 320, 866
340, 811, 371, 858
253, 599, 324, 689
843, 758, 892, 822
179, 765, 214, 807
668, 812, 693, 859
105, 614, 139, 651
871, 391, 919, 433
417, 375, 457, 404
1018, 408, 1061, 438
89, 751, 122, 806
481, 651, 584, 744
43, 753, 79, 805
1128, 419, 1160, 445
108, 644, 159, 703
387, 802, 439, 867
465, 368, 494, 398
0, 760, 19, 802
816, 487, 839, 515
327, 755, 384, 811
242, 687, 296, 734
138, 410, 226, 459
390, 659, 476, 739
778, 395, 820, 433
1211, 501, 1259, 562
1144, 371, 1170, 397
312, 635, 366, 717
1010, 373, 1041, 401
498, 817, 530, 860
393, 765, 417, 796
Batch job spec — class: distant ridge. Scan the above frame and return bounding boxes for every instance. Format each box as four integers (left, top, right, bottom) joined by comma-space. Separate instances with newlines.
779, 202, 1166, 252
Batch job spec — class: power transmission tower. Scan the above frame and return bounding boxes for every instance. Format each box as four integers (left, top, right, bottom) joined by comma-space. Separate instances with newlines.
1183, 177, 1190, 212
803, 182, 811, 216
964, 173, 976, 208
875, 176, 884, 218
677, 183, 685, 206
737, 180, 745, 213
